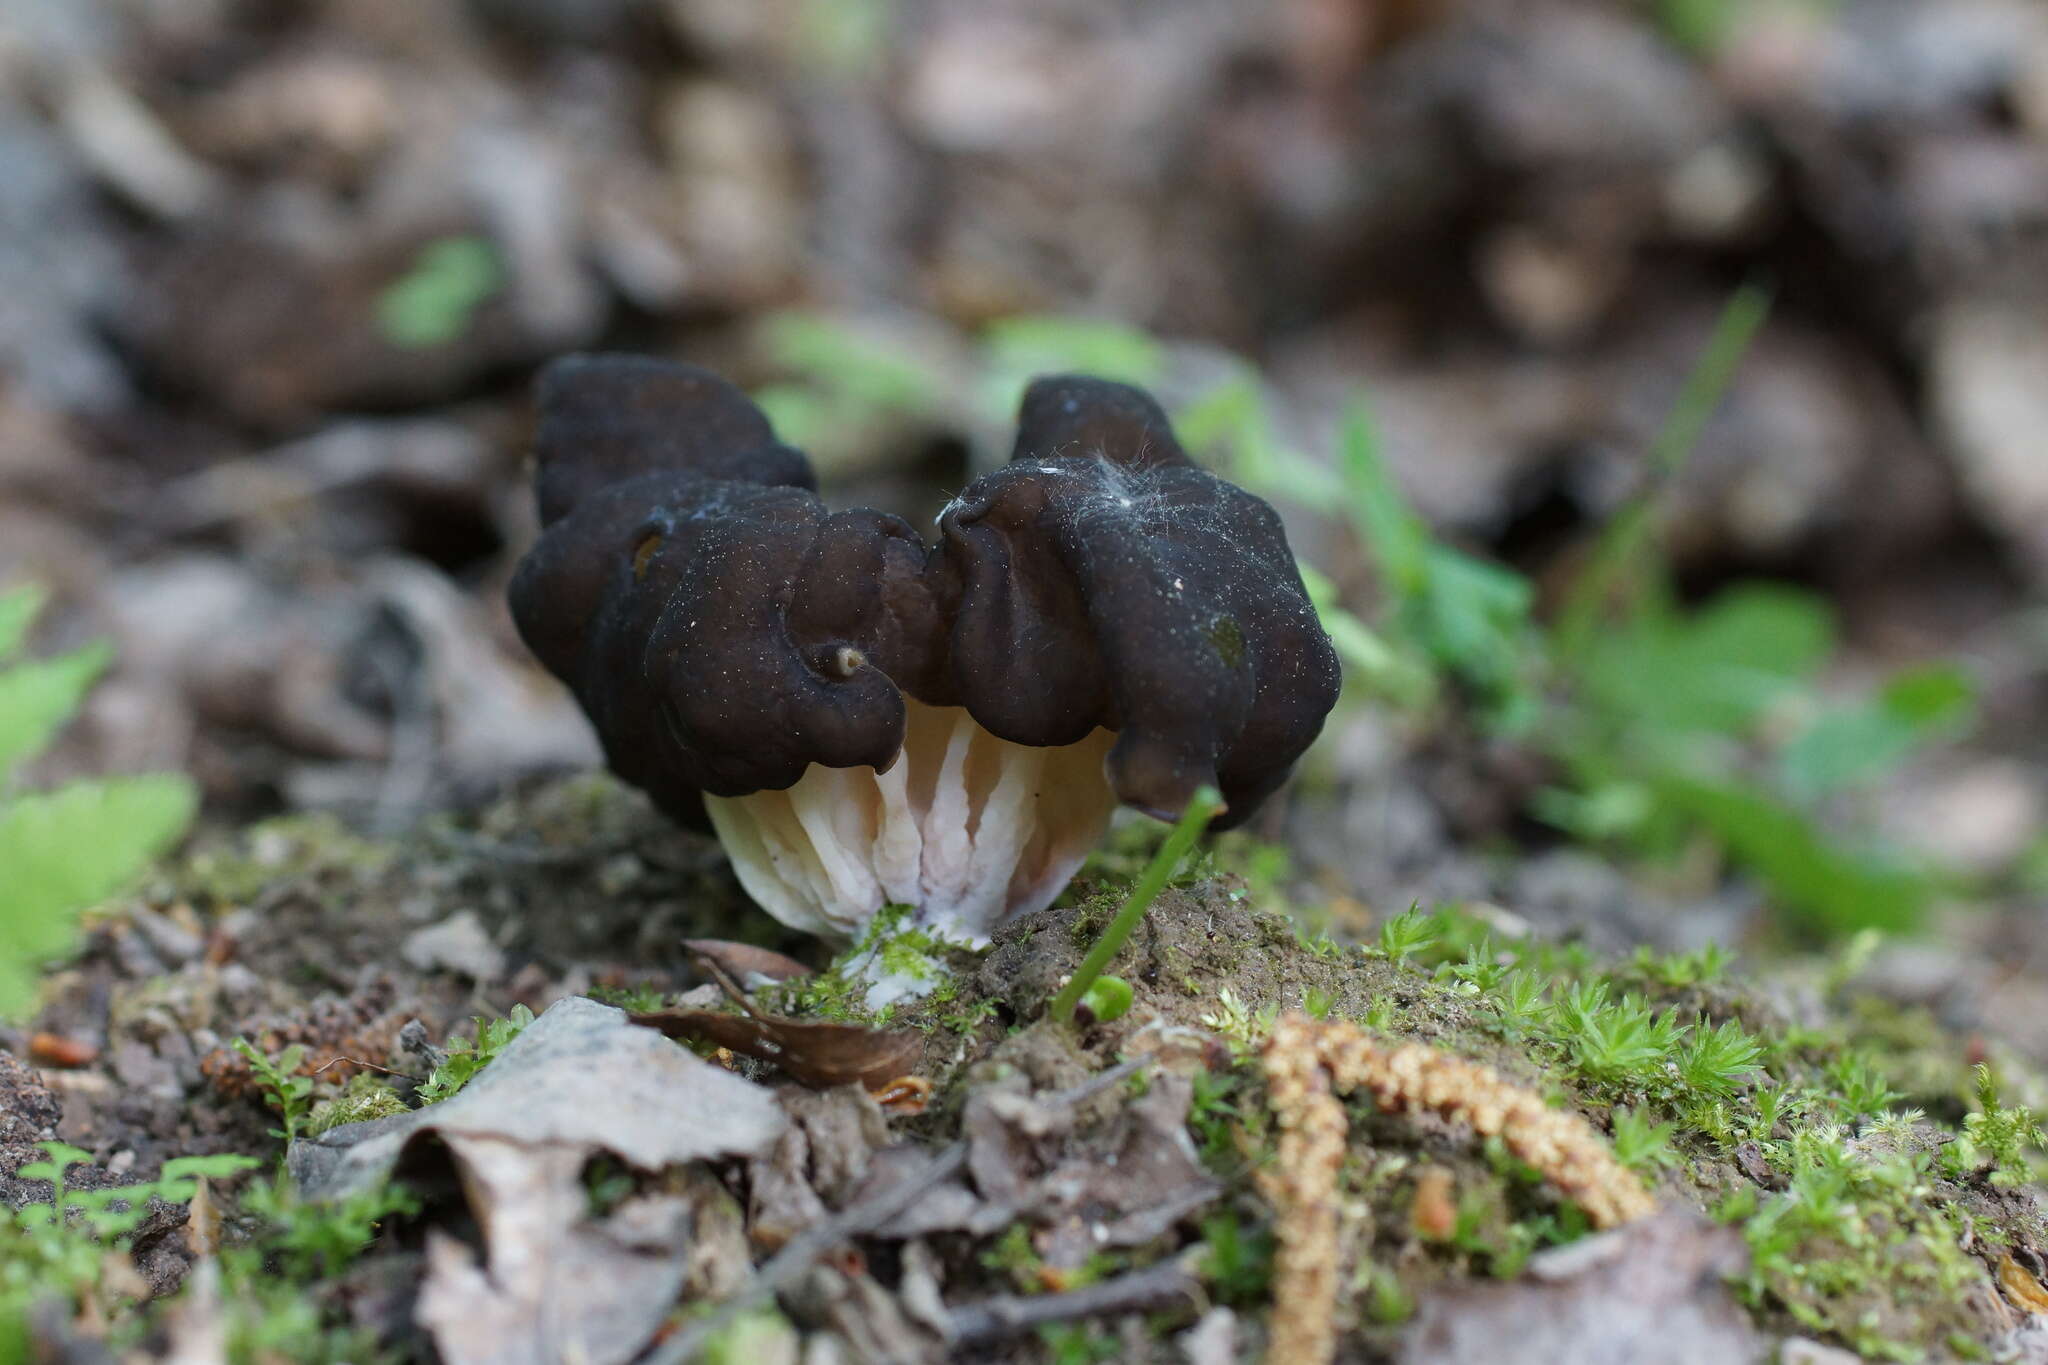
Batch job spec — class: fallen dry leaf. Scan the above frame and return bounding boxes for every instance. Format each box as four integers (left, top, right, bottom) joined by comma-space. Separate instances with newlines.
292, 996, 784, 1198
2001, 1254, 2048, 1316
294, 997, 786, 1365
1397, 1207, 1762, 1365
683, 938, 815, 985
874, 1066, 1219, 1263
629, 1006, 922, 1091
415, 1142, 698, 1365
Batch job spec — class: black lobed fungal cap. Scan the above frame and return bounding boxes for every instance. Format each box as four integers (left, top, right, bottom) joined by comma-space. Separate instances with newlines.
509, 357, 1339, 835
938, 375, 1342, 827
508, 355, 942, 819
531, 354, 814, 526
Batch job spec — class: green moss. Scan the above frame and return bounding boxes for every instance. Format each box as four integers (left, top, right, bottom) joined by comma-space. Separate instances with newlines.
760, 903, 982, 1025
176, 814, 393, 908
305, 1074, 409, 1138
1116, 899, 2048, 1361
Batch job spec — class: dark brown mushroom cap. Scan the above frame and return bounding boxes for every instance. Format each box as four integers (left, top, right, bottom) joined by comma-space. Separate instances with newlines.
509, 357, 942, 817
937, 376, 1341, 825
532, 354, 815, 524
508, 356, 1339, 831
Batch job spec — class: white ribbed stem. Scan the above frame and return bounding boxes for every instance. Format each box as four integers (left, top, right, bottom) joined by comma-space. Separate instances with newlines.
704, 700, 1118, 943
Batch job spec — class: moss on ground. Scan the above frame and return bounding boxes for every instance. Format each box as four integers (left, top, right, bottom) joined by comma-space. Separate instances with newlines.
11, 781, 2046, 1362
758, 841, 2048, 1362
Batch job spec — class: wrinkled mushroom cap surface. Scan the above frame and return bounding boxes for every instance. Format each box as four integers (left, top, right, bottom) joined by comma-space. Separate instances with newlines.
509, 355, 1341, 940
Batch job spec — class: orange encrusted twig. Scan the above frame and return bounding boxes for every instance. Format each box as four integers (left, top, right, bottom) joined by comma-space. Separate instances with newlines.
1258, 1012, 1656, 1365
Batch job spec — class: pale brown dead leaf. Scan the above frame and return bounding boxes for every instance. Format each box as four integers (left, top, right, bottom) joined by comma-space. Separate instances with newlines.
629, 1006, 922, 1091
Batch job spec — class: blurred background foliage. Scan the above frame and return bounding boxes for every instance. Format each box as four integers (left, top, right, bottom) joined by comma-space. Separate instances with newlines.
2, 0, 2046, 993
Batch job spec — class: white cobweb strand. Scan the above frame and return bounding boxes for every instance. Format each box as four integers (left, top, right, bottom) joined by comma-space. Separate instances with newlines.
703, 700, 1119, 946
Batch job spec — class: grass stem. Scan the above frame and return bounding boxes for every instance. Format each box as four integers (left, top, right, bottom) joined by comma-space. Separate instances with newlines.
1051, 786, 1225, 1023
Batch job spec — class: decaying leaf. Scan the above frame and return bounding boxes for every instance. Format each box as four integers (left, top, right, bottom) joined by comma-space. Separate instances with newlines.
784, 1264, 943, 1365
872, 1064, 1219, 1263
294, 997, 785, 1200
291, 997, 787, 1365
2002, 1254, 2048, 1316
749, 1085, 895, 1252
629, 1005, 922, 1090
415, 1140, 699, 1365
683, 938, 816, 985
1396, 1207, 1763, 1365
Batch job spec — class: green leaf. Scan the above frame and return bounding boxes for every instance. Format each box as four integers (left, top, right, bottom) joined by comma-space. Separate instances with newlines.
158, 1153, 262, 1200
759, 313, 951, 417
1297, 562, 1433, 705
1337, 403, 1428, 596
1173, 376, 1342, 506
1779, 664, 1977, 799
1336, 402, 1538, 722
977, 315, 1165, 423
375, 235, 503, 349
1575, 584, 1833, 740
0, 641, 110, 779
1553, 283, 1772, 655
0, 584, 45, 661
1653, 775, 1925, 936
0, 774, 198, 1018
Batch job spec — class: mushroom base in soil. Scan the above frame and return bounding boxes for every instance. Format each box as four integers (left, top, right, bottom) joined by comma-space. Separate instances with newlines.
508, 356, 1341, 964
704, 699, 1118, 944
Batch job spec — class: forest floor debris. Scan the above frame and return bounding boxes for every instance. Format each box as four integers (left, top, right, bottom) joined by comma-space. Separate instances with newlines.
2, 774, 2044, 1362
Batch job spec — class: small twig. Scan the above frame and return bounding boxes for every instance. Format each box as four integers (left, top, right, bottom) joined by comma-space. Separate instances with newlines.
947, 1259, 1202, 1345
306, 1056, 417, 1080
648, 1143, 966, 1365
647, 1057, 1153, 1364
687, 950, 774, 1024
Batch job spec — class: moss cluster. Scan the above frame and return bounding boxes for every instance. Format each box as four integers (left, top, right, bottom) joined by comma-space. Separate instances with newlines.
747, 858, 2046, 1362
1170, 902, 2048, 1362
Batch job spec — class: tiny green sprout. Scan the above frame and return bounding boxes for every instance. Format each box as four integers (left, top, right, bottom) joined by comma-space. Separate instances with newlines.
1363, 995, 1397, 1031
1676, 1017, 1764, 1098
231, 1038, 315, 1151
1489, 970, 1549, 1039
1554, 980, 1686, 1086
1361, 1263, 1416, 1325
1076, 974, 1133, 1024
1371, 904, 1441, 965
1631, 941, 1734, 988
1052, 785, 1224, 1024
1824, 1053, 1905, 1122
1959, 1064, 2044, 1185
1747, 1085, 1805, 1143
1302, 985, 1337, 1020
1198, 1211, 1275, 1306
1610, 1107, 1680, 1174
1201, 986, 1277, 1056
588, 982, 668, 1013
1437, 933, 1510, 993
418, 1004, 535, 1104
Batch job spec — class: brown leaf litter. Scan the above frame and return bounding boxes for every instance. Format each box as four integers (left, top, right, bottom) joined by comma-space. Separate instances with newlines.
198, 971, 412, 1099
1395, 1206, 1763, 1365
629, 1005, 922, 1093
629, 948, 923, 1091
295, 996, 787, 1365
